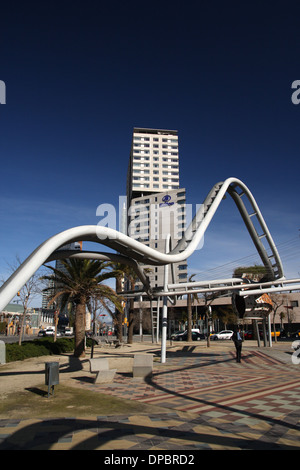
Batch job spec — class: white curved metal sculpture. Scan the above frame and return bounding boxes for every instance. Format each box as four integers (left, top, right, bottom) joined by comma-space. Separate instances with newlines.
0, 177, 286, 311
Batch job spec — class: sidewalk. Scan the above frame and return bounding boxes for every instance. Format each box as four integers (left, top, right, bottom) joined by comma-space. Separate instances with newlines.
0, 341, 300, 450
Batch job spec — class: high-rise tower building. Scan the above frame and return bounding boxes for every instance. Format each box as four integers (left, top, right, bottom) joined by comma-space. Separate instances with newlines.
126, 128, 187, 288
127, 128, 180, 200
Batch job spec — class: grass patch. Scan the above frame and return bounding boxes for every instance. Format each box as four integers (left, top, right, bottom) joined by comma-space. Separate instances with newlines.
0, 383, 162, 419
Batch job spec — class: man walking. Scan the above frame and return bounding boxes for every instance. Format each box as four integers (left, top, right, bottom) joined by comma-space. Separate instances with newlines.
232, 327, 244, 363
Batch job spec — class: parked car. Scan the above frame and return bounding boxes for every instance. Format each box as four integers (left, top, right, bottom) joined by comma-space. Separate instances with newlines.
291, 330, 300, 338
244, 330, 279, 340
270, 330, 281, 337
171, 329, 200, 340
44, 327, 61, 337
170, 330, 182, 340
244, 330, 253, 340
38, 329, 46, 337
211, 330, 234, 340
64, 327, 73, 336
173, 331, 205, 341
45, 327, 55, 336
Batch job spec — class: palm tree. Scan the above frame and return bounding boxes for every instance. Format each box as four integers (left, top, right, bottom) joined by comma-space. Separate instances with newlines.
42, 258, 123, 357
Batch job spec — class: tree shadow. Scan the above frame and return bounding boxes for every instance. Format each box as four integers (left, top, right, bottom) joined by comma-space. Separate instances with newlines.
0, 355, 87, 381
59, 356, 86, 372
1, 350, 299, 450
144, 353, 300, 434
0, 415, 297, 450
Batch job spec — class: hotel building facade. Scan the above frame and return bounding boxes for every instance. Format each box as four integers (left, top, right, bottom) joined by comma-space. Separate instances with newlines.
126, 128, 188, 288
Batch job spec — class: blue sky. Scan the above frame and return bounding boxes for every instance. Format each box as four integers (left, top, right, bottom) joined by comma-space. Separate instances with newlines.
0, 0, 300, 305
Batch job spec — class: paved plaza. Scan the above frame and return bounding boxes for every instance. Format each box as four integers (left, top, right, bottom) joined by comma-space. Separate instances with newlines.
0, 341, 300, 450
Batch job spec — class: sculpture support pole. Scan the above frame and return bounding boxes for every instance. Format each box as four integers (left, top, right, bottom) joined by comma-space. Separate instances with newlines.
161, 235, 171, 364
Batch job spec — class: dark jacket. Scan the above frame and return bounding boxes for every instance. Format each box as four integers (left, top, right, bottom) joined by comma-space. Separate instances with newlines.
232, 330, 244, 343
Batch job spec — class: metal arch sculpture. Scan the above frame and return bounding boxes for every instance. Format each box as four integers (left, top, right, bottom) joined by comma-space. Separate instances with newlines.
0, 177, 285, 311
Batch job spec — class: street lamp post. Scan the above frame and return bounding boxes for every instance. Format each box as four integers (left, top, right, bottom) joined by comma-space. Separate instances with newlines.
207, 306, 212, 348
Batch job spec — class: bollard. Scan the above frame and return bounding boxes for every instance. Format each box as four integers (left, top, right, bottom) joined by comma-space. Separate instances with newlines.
45, 362, 59, 397
0, 341, 5, 364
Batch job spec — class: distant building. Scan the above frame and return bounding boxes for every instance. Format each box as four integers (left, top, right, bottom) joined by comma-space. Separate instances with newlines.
127, 127, 180, 200
42, 242, 81, 315
126, 128, 187, 288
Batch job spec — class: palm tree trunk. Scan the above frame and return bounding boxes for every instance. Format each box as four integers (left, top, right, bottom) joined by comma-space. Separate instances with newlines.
128, 298, 134, 344
127, 278, 135, 344
74, 300, 86, 357
116, 310, 123, 342
115, 276, 123, 342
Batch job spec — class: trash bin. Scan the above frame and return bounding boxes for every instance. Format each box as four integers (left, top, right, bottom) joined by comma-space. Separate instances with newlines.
45, 362, 59, 397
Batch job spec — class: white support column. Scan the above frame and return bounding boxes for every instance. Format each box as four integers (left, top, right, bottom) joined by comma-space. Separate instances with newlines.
267, 314, 272, 347
161, 271, 168, 363
150, 300, 154, 343
161, 235, 171, 364
156, 297, 160, 344
254, 319, 261, 347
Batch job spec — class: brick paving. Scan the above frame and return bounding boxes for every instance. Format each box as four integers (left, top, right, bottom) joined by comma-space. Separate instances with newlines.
0, 344, 300, 450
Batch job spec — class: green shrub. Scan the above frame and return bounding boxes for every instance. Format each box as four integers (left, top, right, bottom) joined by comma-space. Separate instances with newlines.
5, 337, 75, 362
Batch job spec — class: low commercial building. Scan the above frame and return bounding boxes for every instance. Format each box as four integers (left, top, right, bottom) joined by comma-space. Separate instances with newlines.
132, 291, 300, 336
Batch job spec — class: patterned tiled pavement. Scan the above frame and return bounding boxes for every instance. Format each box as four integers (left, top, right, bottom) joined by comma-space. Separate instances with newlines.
1, 345, 300, 450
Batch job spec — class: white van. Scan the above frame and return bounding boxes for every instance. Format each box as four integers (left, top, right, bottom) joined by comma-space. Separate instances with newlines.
45, 327, 55, 336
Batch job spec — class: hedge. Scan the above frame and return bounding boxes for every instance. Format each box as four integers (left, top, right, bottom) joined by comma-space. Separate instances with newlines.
5, 337, 76, 362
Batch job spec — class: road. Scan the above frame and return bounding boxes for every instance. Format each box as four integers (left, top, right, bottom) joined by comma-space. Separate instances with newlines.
1, 331, 297, 347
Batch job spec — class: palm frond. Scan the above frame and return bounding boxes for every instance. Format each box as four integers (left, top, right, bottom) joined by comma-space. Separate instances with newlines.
43, 258, 122, 312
